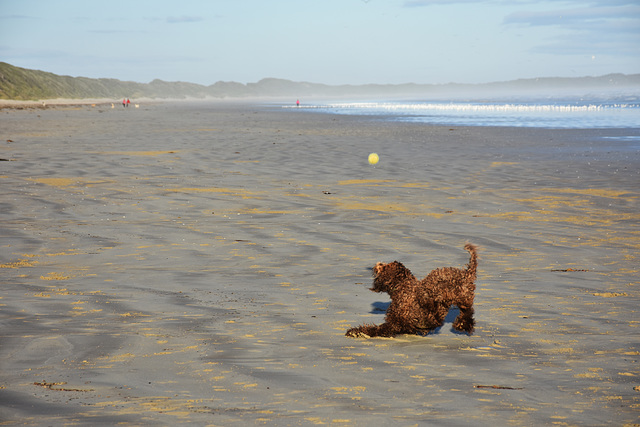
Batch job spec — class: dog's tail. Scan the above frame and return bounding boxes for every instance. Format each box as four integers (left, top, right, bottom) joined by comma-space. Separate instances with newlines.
464, 243, 479, 279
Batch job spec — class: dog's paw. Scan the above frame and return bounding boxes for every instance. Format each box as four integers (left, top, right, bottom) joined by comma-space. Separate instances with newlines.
345, 328, 370, 338
345, 328, 358, 337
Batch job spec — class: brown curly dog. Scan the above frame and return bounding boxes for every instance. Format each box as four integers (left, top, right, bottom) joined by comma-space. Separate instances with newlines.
346, 243, 478, 338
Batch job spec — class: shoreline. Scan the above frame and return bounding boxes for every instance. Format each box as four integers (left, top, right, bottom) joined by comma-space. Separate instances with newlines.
0, 98, 164, 110
1, 102, 638, 425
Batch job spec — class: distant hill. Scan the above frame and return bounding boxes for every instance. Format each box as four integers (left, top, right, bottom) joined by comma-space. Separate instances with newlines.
1, 62, 639, 101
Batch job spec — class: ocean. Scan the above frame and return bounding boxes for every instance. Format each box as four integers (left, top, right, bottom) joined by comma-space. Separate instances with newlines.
283, 98, 640, 130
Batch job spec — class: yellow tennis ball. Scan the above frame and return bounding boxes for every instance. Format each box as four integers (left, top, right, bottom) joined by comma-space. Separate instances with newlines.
368, 153, 379, 165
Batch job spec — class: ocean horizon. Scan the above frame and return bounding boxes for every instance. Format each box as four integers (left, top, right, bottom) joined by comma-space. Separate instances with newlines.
282, 100, 640, 129
281, 95, 640, 130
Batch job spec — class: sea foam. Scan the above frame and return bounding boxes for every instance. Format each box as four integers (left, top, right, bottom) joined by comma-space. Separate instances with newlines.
286, 101, 640, 129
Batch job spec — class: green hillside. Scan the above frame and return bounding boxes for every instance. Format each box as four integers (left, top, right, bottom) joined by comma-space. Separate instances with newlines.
1, 62, 639, 101
0, 62, 144, 100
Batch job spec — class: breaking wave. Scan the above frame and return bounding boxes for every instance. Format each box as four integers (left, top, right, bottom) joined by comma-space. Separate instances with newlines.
286, 101, 640, 128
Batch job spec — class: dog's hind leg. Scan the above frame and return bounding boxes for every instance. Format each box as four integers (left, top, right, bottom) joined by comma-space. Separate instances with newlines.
452, 306, 475, 334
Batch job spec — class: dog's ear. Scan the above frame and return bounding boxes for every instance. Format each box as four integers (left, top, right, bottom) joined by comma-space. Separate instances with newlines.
372, 262, 387, 275
391, 260, 408, 271
390, 261, 404, 270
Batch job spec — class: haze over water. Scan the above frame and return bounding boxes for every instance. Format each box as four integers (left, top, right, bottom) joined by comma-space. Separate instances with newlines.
288, 99, 640, 129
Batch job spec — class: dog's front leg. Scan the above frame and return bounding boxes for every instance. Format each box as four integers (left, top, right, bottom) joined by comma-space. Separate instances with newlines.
346, 322, 398, 338
345, 326, 370, 338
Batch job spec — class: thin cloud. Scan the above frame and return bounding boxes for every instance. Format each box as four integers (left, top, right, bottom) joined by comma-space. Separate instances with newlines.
504, 5, 640, 26
405, 0, 639, 7
88, 29, 141, 34
166, 16, 204, 24
588, 0, 640, 5
0, 14, 37, 20
505, 3, 640, 57
532, 33, 639, 57
402, 0, 639, 59
404, 0, 481, 6
404, 0, 534, 6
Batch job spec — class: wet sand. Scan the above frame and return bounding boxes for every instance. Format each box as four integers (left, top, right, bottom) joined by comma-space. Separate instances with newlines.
1, 101, 639, 425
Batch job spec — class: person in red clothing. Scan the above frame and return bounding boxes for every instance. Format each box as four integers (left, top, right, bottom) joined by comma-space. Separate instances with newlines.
122, 98, 126, 107
126, 98, 131, 107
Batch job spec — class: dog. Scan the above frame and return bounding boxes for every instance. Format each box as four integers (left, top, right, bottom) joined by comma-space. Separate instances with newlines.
346, 243, 478, 338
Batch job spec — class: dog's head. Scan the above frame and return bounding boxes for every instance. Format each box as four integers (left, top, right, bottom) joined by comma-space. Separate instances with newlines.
370, 261, 416, 294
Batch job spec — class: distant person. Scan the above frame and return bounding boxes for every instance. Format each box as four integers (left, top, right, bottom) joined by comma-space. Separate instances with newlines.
296, 99, 300, 107
122, 98, 126, 108
126, 98, 131, 107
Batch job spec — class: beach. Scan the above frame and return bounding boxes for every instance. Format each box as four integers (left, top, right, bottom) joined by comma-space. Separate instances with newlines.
1, 101, 639, 425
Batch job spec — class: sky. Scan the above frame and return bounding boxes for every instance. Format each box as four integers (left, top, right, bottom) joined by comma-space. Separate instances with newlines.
1, 0, 639, 86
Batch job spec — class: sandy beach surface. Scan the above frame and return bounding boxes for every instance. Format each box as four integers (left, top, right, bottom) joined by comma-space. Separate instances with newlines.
1, 101, 639, 426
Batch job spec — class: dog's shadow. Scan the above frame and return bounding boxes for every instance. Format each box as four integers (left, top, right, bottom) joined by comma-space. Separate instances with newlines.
371, 301, 390, 313
370, 302, 465, 335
